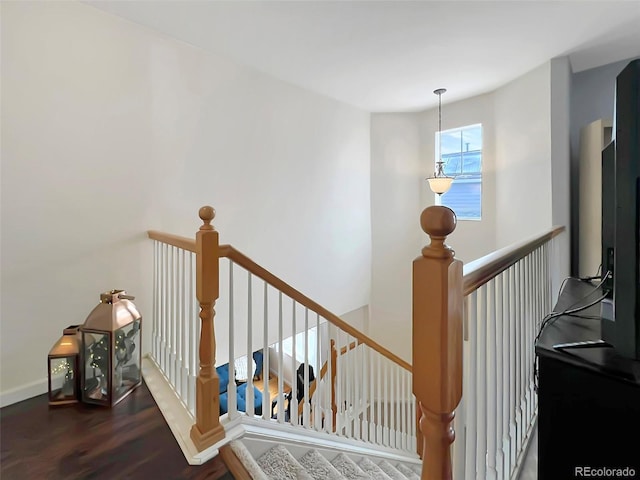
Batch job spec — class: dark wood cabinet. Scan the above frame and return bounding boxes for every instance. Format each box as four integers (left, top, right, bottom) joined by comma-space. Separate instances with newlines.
535, 279, 640, 479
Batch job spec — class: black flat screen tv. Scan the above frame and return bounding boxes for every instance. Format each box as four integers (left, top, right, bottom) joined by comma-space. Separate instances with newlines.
601, 58, 640, 361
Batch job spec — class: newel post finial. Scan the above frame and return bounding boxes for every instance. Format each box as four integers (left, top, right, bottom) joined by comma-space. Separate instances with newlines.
199, 205, 216, 231
420, 206, 456, 258
413, 204, 463, 480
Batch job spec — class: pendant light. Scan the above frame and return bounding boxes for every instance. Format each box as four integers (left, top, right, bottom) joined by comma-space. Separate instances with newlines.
427, 88, 454, 195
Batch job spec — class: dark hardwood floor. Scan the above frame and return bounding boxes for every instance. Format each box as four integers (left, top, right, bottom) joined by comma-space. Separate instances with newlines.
1, 382, 234, 480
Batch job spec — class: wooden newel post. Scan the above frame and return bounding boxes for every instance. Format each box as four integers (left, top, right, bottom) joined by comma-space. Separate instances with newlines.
190, 206, 226, 451
412, 206, 463, 480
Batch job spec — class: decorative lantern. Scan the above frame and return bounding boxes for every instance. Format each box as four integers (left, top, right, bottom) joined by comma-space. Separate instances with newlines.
48, 325, 81, 406
80, 290, 142, 406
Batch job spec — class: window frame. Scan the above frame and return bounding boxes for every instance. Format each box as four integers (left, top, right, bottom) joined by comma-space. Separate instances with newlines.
434, 123, 483, 221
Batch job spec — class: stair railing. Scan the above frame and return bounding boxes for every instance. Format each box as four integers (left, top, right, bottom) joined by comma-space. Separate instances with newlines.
218, 243, 416, 453
148, 206, 416, 454
148, 206, 225, 451
413, 205, 564, 480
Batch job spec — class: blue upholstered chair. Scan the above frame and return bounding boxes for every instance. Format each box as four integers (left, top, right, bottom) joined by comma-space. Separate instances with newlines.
216, 361, 263, 416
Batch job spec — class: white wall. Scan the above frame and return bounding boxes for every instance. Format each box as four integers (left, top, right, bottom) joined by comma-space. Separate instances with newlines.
369, 113, 423, 361
494, 62, 553, 248
0, 2, 371, 405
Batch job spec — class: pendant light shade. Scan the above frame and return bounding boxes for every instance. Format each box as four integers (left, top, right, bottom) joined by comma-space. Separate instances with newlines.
427, 88, 454, 195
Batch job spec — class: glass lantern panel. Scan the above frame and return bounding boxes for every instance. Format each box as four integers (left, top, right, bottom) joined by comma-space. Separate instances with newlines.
50, 356, 76, 401
112, 319, 141, 400
83, 331, 110, 402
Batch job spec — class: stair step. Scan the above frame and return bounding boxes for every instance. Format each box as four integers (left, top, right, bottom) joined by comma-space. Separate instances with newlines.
395, 463, 420, 480
330, 453, 371, 480
358, 457, 394, 480
229, 440, 269, 480
378, 459, 411, 480
256, 444, 314, 480
232, 439, 421, 480
299, 449, 344, 480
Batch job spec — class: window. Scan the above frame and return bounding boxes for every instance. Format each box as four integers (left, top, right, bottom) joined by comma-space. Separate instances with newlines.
435, 123, 482, 220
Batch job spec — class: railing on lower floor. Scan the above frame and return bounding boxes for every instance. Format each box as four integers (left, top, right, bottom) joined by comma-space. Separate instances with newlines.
148, 206, 416, 455
412, 205, 564, 480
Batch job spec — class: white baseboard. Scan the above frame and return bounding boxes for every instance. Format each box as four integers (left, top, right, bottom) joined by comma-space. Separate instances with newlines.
1, 378, 48, 408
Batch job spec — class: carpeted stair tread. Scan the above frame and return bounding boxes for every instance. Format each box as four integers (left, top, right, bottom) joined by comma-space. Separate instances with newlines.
357, 457, 393, 480
330, 453, 371, 480
378, 459, 410, 480
256, 444, 314, 480
395, 463, 420, 480
298, 449, 345, 480
229, 440, 269, 480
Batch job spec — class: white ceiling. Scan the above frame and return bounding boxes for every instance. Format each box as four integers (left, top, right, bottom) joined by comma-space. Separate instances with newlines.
86, 0, 640, 112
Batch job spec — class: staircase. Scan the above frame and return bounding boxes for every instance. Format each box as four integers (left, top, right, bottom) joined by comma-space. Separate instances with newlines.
146, 205, 565, 479
229, 439, 421, 480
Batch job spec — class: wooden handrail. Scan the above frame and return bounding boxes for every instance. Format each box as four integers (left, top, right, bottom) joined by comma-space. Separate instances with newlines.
219, 244, 411, 372
147, 230, 197, 253
462, 225, 565, 296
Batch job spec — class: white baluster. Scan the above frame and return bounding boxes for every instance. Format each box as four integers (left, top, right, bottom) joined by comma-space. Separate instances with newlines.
352, 339, 359, 440
509, 264, 518, 470
524, 254, 531, 428
176, 249, 183, 398
497, 272, 506, 480
152, 241, 158, 362
326, 323, 334, 434
188, 252, 196, 416
161, 243, 167, 373
487, 279, 498, 480
291, 300, 298, 426
519, 259, 526, 451
303, 308, 310, 428
376, 352, 382, 445
369, 347, 375, 442
170, 246, 177, 386
337, 330, 345, 436
228, 261, 237, 418
362, 347, 370, 443
314, 313, 321, 431
453, 383, 466, 479
246, 272, 254, 418
347, 333, 353, 437
476, 286, 487, 480
383, 356, 389, 446
390, 358, 396, 449
401, 367, 407, 450
411, 388, 416, 453
465, 292, 477, 478
501, 270, 511, 479
276, 291, 284, 423
262, 282, 270, 421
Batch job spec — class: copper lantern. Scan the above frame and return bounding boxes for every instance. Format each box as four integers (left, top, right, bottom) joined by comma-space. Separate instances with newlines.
48, 325, 81, 405
80, 290, 142, 406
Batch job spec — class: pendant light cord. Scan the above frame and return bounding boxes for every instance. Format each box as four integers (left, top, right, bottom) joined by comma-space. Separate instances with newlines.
438, 91, 442, 174
434, 88, 446, 176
